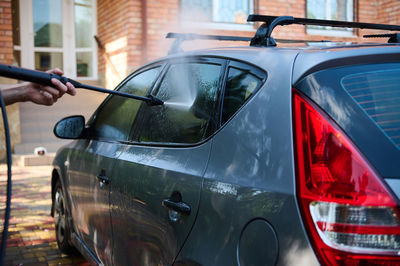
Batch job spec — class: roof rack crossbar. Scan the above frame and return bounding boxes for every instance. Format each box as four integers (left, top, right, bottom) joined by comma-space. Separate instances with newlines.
248, 15, 400, 31
166, 32, 329, 53
165, 32, 334, 52
364, 33, 400, 43
247, 14, 400, 47
166, 33, 251, 54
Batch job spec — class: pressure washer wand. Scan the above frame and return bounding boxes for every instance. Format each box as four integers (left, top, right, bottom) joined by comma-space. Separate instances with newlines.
0, 63, 163, 105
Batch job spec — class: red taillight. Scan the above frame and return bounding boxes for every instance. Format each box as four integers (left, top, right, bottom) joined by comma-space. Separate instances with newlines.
293, 90, 400, 265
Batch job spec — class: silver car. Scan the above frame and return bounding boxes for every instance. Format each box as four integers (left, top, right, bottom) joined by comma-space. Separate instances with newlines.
51, 15, 400, 265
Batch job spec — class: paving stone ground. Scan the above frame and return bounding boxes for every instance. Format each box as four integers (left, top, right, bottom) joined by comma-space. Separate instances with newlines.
0, 165, 89, 266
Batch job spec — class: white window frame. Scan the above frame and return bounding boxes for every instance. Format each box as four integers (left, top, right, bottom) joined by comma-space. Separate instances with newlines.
307, 0, 355, 37
181, 0, 255, 32
16, 0, 97, 80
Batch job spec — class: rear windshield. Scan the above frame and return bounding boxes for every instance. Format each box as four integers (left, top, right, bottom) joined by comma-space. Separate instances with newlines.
341, 68, 400, 150
295, 62, 400, 178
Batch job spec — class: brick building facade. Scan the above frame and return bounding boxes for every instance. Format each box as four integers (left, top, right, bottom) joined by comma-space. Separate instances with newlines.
95, 0, 400, 88
0, 0, 399, 88
0, 0, 399, 159
0, 0, 12, 65
0, 0, 19, 157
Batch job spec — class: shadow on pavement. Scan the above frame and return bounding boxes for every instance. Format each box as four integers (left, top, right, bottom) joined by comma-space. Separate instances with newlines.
0, 165, 89, 265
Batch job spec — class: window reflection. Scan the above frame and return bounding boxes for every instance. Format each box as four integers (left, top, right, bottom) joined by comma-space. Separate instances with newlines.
94, 67, 160, 141
222, 67, 263, 124
341, 67, 400, 149
75, 0, 93, 48
33, 0, 62, 48
181, 0, 251, 24
34, 52, 63, 72
76, 52, 92, 77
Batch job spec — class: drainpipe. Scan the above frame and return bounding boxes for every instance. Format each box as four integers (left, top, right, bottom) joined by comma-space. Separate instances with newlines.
141, 0, 148, 64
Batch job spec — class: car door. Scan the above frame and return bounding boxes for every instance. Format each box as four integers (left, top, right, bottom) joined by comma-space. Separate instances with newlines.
66, 65, 162, 265
175, 61, 278, 265
110, 57, 226, 265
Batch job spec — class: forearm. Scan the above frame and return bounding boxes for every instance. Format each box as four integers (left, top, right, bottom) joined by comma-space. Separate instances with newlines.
0, 83, 30, 106
0, 68, 76, 106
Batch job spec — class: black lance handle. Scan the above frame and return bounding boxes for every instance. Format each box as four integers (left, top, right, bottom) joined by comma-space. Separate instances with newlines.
0, 63, 73, 87
0, 63, 163, 105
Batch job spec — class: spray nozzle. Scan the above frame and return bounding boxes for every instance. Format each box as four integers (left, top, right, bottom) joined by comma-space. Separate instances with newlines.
147, 95, 164, 106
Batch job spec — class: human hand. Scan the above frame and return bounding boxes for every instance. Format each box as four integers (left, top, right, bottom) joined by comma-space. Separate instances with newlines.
25, 68, 76, 106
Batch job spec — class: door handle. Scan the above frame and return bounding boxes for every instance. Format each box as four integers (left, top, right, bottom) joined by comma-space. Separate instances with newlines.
97, 169, 110, 185
162, 198, 191, 216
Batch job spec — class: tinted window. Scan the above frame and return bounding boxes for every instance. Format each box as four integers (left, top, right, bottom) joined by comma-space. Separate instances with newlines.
138, 62, 222, 144
341, 68, 400, 149
295, 63, 400, 178
93, 67, 160, 140
222, 65, 265, 124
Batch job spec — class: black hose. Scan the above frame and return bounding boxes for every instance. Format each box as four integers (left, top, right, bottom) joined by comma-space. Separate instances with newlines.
0, 89, 12, 264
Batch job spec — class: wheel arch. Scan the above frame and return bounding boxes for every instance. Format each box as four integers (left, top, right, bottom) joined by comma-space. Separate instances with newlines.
51, 168, 60, 217
51, 166, 68, 217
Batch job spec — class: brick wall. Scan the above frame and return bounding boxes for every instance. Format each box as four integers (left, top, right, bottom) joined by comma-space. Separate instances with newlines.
358, 0, 380, 38
258, 0, 306, 39
97, 0, 143, 88
97, 0, 400, 88
357, 0, 400, 42
0, 0, 13, 65
97, 0, 181, 88
0, 0, 20, 161
377, 0, 400, 24
145, 0, 179, 61
97, 0, 129, 88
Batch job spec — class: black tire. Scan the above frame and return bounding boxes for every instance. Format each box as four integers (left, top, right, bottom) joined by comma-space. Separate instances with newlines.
53, 179, 76, 254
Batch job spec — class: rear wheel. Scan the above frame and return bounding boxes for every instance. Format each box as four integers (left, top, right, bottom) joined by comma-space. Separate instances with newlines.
53, 179, 75, 254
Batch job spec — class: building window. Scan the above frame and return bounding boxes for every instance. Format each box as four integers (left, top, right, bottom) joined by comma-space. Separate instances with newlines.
75, 0, 95, 77
33, 0, 63, 71
181, 0, 253, 26
307, 0, 354, 36
12, 0, 97, 79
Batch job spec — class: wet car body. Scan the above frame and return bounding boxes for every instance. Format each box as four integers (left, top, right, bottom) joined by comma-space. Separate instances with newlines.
51, 44, 400, 265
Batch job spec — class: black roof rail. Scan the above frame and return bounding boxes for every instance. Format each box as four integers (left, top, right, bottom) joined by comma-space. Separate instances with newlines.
166, 33, 252, 42
166, 33, 252, 54
364, 33, 400, 43
248, 14, 400, 47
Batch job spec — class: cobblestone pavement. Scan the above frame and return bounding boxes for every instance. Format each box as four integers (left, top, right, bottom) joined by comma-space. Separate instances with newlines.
0, 165, 89, 266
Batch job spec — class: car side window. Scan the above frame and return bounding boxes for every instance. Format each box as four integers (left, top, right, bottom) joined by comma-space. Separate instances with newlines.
93, 67, 161, 141
221, 63, 266, 124
137, 61, 223, 144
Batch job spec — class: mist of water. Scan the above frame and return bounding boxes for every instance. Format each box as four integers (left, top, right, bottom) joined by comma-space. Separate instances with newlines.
156, 62, 199, 111
162, 101, 193, 110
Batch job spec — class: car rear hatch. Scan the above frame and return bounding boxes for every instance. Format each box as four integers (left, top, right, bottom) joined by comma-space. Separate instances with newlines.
292, 57, 400, 264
